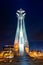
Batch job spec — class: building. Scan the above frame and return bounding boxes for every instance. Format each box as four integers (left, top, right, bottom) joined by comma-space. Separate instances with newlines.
3, 45, 14, 51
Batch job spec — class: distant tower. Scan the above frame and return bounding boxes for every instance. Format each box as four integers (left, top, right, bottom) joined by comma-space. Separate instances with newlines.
14, 9, 29, 55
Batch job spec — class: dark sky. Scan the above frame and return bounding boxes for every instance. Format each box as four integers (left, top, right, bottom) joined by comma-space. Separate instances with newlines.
0, 0, 43, 51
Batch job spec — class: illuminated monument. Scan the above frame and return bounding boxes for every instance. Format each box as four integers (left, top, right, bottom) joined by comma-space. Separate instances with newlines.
14, 9, 29, 55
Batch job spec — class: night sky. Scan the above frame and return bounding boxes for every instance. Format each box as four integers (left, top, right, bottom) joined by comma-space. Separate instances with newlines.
0, 0, 43, 51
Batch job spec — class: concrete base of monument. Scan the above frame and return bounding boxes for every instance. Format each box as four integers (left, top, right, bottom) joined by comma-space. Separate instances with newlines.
14, 43, 29, 56
14, 51, 29, 57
